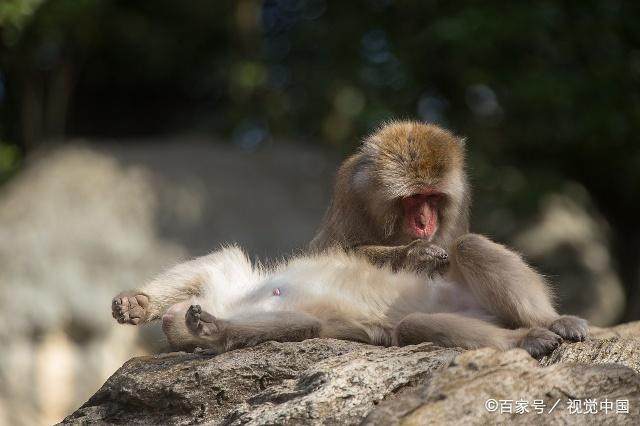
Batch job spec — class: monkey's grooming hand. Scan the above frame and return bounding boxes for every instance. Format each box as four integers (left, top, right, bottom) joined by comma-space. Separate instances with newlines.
402, 240, 449, 276
549, 315, 589, 342
518, 327, 563, 358
112, 291, 149, 325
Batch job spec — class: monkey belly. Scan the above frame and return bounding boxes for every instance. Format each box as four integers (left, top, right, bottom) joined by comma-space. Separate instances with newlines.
193, 252, 490, 343
249, 274, 456, 329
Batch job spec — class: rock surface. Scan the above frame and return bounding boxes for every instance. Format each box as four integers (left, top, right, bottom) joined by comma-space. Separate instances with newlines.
0, 140, 337, 425
0, 141, 628, 424
64, 322, 640, 425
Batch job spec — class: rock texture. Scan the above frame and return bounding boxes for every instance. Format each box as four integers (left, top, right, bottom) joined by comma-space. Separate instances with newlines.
64, 322, 640, 425
0, 140, 628, 424
0, 140, 336, 425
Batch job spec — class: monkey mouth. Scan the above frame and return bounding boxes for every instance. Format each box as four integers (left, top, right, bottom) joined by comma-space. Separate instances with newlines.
402, 192, 441, 239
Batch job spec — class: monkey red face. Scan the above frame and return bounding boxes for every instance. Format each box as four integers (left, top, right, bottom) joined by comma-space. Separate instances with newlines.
402, 192, 442, 239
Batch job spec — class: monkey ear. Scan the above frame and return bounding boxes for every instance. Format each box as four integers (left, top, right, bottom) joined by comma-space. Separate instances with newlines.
351, 153, 374, 195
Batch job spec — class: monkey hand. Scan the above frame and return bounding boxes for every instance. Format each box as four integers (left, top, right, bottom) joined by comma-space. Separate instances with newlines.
402, 240, 449, 276
112, 291, 150, 325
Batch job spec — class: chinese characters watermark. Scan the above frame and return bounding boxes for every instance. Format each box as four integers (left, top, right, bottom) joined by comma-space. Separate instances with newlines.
484, 398, 630, 415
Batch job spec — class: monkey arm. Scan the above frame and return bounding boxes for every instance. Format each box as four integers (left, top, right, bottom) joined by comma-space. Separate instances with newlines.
354, 240, 449, 275
451, 233, 588, 341
353, 244, 410, 271
394, 312, 563, 358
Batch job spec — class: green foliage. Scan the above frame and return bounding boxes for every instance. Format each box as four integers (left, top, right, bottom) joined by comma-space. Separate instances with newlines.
0, 141, 20, 183
0, 0, 45, 46
1, 0, 640, 318
1, 0, 639, 222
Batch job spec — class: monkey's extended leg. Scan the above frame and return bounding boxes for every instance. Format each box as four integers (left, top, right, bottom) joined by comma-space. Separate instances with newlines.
356, 240, 449, 275
394, 312, 563, 358
112, 247, 252, 325
183, 305, 322, 353
112, 259, 206, 325
451, 234, 588, 341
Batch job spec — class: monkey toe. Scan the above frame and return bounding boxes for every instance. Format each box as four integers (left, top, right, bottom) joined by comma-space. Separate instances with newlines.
186, 305, 219, 337
185, 305, 201, 330
549, 315, 589, 342
518, 327, 563, 358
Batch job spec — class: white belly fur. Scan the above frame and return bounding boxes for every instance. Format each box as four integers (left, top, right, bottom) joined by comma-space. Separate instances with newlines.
195, 247, 481, 328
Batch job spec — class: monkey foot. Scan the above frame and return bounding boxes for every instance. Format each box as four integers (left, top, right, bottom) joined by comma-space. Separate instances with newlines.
518, 327, 563, 358
186, 305, 220, 337
549, 315, 589, 342
404, 240, 449, 275
112, 291, 149, 325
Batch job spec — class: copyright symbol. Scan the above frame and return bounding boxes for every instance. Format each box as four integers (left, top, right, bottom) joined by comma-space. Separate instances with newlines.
485, 399, 499, 412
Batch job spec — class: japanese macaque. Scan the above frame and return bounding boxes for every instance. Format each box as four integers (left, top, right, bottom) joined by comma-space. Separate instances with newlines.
310, 121, 470, 263
310, 120, 588, 348
113, 243, 561, 357
111, 120, 588, 357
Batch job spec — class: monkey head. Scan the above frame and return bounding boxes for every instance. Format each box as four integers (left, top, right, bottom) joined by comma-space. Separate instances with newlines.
311, 120, 470, 250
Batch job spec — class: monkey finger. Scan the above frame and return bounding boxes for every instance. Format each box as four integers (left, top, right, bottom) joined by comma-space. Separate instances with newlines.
129, 305, 145, 319
120, 297, 130, 310
128, 297, 140, 310
113, 305, 125, 317
134, 294, 149, 308
199, 310, 216, 323
186, 305, 203, 333
130, 317, 141, 325
112, 298, 121, 310
113, 300, 128, 316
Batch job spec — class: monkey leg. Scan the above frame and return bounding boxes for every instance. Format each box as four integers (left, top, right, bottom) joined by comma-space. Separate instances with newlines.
183, 306, 322, 353
394, 312, 563, 358
112, 247, 253, 325
112, 260, 205, 325
356, 240, 449, 275
159, 301, 200, 351
451, 233, 588, 341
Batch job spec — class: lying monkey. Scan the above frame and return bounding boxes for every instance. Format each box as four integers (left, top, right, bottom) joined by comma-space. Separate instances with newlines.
113, 242, 570, 357
111, 231, 588, 357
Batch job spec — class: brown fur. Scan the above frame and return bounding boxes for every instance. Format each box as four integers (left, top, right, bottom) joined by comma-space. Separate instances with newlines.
450, 234, 558, 328
111, 120, 589, 358
308, 120, 588, 350
310, 120, 469, 251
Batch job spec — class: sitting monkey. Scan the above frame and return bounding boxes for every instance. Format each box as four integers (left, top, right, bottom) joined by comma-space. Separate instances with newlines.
112, 121, 587, 357
309, 120, 588, 347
